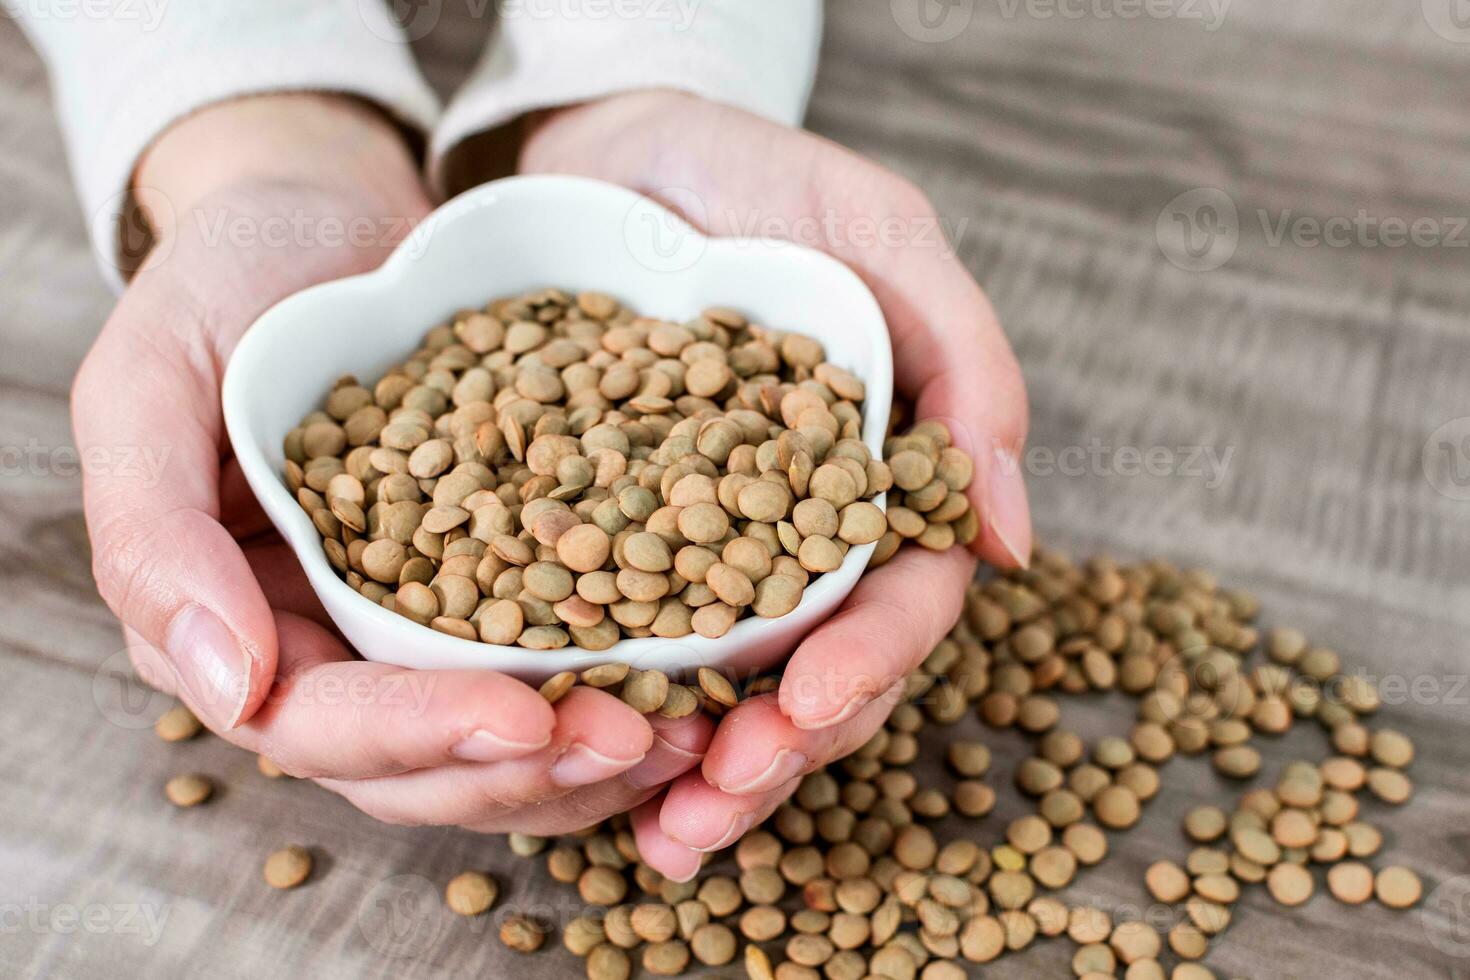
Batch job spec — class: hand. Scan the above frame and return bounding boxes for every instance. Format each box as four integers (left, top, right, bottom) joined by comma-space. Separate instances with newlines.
78, 94, 702, 836
517, 91, 1032, 877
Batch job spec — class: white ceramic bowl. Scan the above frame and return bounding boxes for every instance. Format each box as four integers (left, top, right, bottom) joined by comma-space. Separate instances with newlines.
223, 175, 892, 682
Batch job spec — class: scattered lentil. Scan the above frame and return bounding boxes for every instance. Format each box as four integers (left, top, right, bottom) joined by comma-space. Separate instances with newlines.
263, 846, 312, 889
445, 871, 498, 916
164, 774, 212, 808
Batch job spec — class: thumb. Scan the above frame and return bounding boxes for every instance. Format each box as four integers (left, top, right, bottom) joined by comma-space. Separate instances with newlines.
908, 277, 1031, 569
880, 256, 1032, 569
74, 294, 277, 730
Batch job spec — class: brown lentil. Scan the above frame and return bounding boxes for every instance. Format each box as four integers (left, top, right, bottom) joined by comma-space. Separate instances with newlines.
1266, 863, 1314, 907
163, 774, 212, 808
154, 705, 202, 742
263, 846, 312, 889
1327, 862, 1374, 905
499, 915, 547, 953
445, 871, 498, 916
1374, 866, 1422, 909
402, 545, 1426, 978
293, 290, 981, 654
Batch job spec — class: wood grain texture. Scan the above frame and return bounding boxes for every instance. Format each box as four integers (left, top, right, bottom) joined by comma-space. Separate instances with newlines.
2, 2, 1468, 977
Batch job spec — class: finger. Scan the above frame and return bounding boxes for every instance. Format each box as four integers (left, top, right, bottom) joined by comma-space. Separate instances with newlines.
318, 686, 653, 825
633, 794, 703, 883
74, 305, 275, 730
139, 609, 556, 775
461, 711, 714, 836
648, 131, 1031, 567
658, 767, 800, 854
699, 690, 901, 800
124, 625, 179, 696
900, 268, 1032, 568
629, 710, 716, 793
225, 612, 558, 778
778, 546, 974, 730
661, 689, 904, 852
242, 540, 333, 629
220, 455, 273, 540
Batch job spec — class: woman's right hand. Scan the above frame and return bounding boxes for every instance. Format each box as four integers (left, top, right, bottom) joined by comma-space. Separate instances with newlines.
78, 94, 707, 836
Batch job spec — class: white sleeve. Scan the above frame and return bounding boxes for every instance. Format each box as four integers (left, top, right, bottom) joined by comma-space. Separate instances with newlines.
10, 0, 441, 287
431, 0, 822, 189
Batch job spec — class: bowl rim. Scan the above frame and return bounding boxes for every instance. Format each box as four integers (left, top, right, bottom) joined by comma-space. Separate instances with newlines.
222, 174, 895, 676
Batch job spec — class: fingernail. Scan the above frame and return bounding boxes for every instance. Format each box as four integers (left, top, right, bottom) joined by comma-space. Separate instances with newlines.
715, 748, 808, 796
649, 839, 704, 882
552, 743, 646, 788
988, 447, 1032, 569
792, 691, 870, 731
451, 729, 550, 763
690, 811, 757, 853
662, 853, 704, 883
623, 734, 704, 790
165, 605, 251, 729
651, 732, 703, 763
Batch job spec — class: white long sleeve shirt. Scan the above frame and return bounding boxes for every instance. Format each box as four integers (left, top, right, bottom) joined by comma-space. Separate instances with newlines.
10, 0, 822, 286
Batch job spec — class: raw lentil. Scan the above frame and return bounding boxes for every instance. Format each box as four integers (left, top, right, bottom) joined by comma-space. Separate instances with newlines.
164, 774, 212, 808
292, 290, 982, 653
445, 871, 498, 915
263, 846, 312, 889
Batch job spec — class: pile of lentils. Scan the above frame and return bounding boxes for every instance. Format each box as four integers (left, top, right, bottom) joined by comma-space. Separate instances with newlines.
282, 289, 977, 650
487, 553, 1422, 979
158, 549, 1423, 978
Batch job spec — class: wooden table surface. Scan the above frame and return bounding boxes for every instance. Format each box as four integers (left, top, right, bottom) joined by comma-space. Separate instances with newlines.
2, 3, 1468, 978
